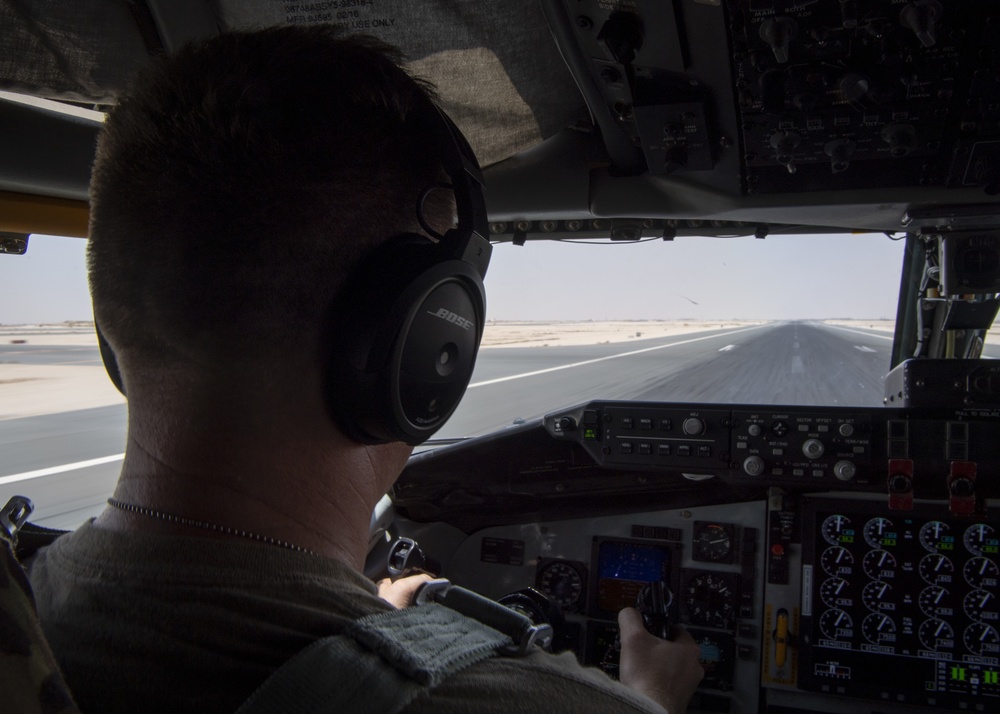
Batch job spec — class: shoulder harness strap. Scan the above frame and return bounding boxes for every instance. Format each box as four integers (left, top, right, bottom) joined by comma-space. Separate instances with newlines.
238, 579, 552, 714
0, 496, 81, 714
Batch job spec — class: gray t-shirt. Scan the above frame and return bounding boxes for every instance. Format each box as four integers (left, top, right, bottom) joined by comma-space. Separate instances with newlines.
29, 522, 662, 713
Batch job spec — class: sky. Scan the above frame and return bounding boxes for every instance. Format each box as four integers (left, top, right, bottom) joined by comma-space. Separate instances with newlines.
1, 231, 905, 325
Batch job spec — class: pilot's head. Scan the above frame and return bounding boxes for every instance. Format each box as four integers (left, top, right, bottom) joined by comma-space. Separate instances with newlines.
87, 27, 463, 440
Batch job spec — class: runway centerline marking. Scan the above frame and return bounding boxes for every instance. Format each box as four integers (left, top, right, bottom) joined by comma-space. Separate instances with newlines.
718, 345, 737, 352
469, 324, 773, 388
0, 454, 124, 485
854, 345, 877, 353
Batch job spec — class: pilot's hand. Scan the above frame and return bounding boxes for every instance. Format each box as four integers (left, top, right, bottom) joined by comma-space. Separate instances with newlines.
376, 573, 434, 609
617, 607, 704, 714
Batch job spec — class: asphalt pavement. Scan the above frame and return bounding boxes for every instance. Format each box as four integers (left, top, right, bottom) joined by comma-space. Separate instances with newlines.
1, 320, 995, 529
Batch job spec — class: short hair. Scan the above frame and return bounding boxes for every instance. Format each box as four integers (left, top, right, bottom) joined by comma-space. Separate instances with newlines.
88, 26, 450, 380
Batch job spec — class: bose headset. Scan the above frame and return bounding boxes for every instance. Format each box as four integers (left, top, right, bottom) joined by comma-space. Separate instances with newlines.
97, 96, 492, 446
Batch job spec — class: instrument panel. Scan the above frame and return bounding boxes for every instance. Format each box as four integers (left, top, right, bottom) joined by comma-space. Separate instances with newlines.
396, 398, 1000, 713
799, 498, 999, 709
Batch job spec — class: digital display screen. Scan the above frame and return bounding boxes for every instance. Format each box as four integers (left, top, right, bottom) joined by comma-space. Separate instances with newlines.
800, 498, 1000, 709
591, 538, 677, 617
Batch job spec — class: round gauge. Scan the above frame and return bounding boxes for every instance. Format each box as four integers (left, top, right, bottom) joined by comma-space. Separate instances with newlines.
918, 553, 954, 585
821, 515, 852, 546
820, 546, 854, 577
862, 580, 893, 613
963, 556, 999, 590
535, 560, 585, 611
919, 618, 955, 652
862, 612, 896, 645
692, 523, 734, 563
963, 622, 1000, 656
963, 523, 997, 557
681, 572, 737, 629
963, 589, 997, 622
689, 630, 736, 691
819, 609, 853, 640
919, 521, 951, 552
863, 517, 894, 549
919, 585, 953, 619
862, 549, 896, 581
820, 577, 851, 609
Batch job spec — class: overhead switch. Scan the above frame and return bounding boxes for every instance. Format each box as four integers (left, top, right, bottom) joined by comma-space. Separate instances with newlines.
900, 0, 943, 48
759, 16, 798, 64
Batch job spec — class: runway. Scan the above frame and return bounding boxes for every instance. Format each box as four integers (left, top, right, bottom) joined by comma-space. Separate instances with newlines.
1, 320, 995, 529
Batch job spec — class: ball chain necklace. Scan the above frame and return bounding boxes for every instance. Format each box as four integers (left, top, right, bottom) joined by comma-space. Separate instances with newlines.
106, 497, 316, 555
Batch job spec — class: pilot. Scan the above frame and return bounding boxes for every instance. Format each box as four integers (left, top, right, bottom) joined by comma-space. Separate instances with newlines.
29, 26, 704, 713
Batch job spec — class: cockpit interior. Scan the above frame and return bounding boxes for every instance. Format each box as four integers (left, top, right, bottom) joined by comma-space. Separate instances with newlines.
2, 2, 999, 712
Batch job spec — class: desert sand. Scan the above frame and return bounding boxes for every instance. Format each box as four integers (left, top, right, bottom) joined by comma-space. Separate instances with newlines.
2, 318, 996, 420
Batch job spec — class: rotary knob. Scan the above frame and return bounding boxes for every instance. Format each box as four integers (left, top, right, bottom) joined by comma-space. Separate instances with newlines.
743, 456, 765, 477
683, 417, 706, 436
748, 424, 762, 437
834, 460, 857, 481
802, 438, 825, 460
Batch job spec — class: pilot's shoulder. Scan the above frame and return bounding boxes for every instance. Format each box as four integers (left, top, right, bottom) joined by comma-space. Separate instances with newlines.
403, 648, 664, 714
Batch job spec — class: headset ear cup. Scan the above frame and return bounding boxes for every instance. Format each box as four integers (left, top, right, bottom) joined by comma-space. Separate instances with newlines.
96, 321, 126, 396
324, 236, 486, 445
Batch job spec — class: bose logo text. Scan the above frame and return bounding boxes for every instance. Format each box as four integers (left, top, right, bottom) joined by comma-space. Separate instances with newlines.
428, 307, 474, 330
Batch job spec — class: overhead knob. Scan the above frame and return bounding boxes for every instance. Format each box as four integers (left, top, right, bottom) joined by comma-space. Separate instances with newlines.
824, 139, 856, 174
838, 73, 870, 101
880, 124, 917, 157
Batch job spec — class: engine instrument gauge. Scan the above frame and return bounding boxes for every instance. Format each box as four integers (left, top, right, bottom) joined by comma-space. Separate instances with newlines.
819, 609, 853, 641
963, 523, 998, 557
962, 556, 999, 590
919, 618, 955, 651
963, 589, 997, 622
821, 515, 852, 546
919, 521, 952, 552
862, 549, 896, 580
820, 546, 854, 577
918, 553, 954, 585
963, 622, 1000, 656
820, 577, 851, 608
919, 585, 953, 619
861, 580, 893, 613
692, 522, 735, 563
863, 517, 894, 549
862, 612, 896, 645
535, 559, 587, 613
